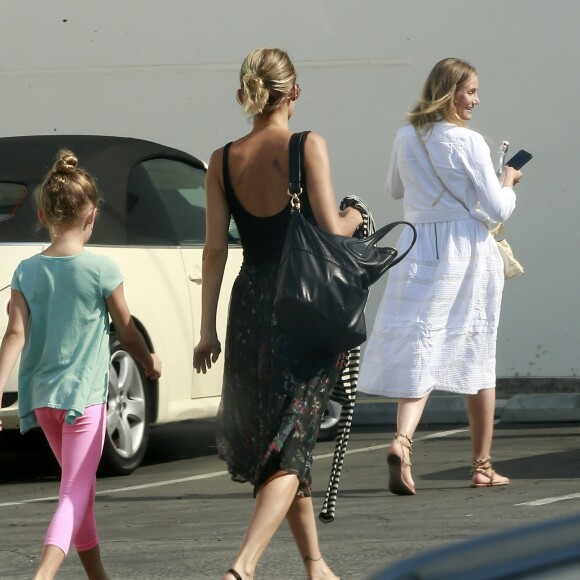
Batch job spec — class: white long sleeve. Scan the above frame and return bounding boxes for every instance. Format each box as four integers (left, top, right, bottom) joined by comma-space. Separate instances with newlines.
385, 122, 516, 225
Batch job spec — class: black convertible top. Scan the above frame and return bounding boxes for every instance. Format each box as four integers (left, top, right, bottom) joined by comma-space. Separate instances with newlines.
0, 135, 205, 244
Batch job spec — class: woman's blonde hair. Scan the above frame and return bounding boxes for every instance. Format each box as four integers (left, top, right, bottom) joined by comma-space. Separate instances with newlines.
237, 47, 297, 117
35, 149, 101, 233
408, 58, 477, 130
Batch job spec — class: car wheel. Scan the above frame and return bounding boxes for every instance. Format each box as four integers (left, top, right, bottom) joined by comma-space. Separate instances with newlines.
318, 400, 342, 441
100, 335, 150, 476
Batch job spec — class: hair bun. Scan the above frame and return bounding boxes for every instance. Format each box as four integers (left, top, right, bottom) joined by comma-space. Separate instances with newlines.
238, 48, 296, 117
242, 72, 263, 89
54, 150, 78, 174
240, 72, 270, 116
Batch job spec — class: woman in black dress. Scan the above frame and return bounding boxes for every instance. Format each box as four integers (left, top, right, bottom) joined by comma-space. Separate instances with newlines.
193, 47, 362, 580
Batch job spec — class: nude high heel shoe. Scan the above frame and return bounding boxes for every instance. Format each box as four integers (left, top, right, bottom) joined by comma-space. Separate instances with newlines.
387, 433, 416, 495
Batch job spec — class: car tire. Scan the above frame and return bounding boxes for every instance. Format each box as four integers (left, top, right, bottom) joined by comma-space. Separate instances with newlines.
318, 400, 342, 441
99, 334, 150, 476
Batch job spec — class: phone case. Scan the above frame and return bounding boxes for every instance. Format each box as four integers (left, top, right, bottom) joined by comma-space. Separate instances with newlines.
506, 149, 533, 170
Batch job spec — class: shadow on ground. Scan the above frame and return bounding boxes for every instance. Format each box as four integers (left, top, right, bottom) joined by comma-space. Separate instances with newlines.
0, 419, 219, 483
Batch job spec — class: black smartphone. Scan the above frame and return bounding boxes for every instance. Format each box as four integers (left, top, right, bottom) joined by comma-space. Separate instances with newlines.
506, 149, 533, 170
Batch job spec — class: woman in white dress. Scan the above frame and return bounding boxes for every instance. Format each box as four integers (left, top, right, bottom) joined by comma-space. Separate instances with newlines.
358, 58, 522, 495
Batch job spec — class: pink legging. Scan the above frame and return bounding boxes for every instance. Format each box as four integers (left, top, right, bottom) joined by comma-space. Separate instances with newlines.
35, 404, 106, 555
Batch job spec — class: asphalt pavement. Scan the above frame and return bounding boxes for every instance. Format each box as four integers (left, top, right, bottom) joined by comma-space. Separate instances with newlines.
1, 419, 579, 579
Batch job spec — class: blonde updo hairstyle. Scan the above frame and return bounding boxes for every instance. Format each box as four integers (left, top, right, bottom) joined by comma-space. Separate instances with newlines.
408, 58, 477, 130
237, 48, 297, 117
35, 149, 101, 234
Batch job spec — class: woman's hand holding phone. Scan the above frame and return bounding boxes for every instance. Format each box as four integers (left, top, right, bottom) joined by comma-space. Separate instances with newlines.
502, 165, 522, 187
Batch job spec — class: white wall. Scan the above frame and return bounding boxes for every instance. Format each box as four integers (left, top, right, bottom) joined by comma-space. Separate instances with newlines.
1, 0, 578, 379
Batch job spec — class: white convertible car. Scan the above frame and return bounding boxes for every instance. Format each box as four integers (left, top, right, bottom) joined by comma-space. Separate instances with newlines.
0, 135, 339, 475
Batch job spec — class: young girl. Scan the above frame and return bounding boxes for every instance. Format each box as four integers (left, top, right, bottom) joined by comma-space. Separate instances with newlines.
0, 150, 161, 579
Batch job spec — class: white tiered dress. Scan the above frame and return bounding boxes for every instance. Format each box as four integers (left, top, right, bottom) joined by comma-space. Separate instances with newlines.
358, 122, 516, 398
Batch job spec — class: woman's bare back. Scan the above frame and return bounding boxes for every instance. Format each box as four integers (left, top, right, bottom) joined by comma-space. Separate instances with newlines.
225, 128, 294, 218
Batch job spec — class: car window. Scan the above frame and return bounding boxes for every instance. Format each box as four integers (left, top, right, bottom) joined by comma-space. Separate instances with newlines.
126, 164, 179, 245
139, 158, 241, 246
0, 183, 27, 223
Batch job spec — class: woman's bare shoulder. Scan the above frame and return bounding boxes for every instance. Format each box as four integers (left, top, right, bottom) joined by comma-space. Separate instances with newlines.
303, 131, 329, 160
208, 144, 226, 167
304, 130, 325, 146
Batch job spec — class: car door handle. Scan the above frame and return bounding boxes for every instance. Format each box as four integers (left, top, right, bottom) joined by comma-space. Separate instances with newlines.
188, 265, 202, 284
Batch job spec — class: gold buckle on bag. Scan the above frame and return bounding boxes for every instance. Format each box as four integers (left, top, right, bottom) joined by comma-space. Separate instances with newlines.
287, 189, 302, 213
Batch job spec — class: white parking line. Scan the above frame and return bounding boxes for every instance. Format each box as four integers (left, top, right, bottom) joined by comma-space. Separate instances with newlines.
419, 427, 471, 440
0, 426, 472, 508
515, 493, 580, 507
313, 427, 471, 460
0, 471, 228, 508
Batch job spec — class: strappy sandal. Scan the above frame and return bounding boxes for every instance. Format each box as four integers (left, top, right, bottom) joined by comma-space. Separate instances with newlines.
303, 556, 341, 579
471, 456, 510, 488
387, 433, 416, 495
226, 569, 243, 580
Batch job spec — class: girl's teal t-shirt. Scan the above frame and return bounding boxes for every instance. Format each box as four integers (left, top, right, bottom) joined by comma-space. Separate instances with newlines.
11, 251, 123, 433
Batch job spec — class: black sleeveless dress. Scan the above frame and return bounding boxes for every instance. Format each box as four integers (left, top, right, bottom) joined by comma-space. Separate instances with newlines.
217, 139, 345, 497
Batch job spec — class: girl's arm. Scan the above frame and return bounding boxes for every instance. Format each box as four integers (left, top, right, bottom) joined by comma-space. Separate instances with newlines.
193, 148, 230, 374
303, 132, 363, 236
0, 290, 29, 430
106, 284, 161, 379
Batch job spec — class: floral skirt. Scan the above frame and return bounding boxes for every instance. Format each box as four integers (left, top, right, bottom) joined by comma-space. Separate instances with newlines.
217, 261, 344, 496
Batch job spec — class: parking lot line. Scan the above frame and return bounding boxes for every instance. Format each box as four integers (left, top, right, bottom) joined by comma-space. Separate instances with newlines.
419, 427, 471, 440
313, 427, 471, 461
0, 427, 472, 509
0, 470, 228, 508
515, 493, 580, 507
